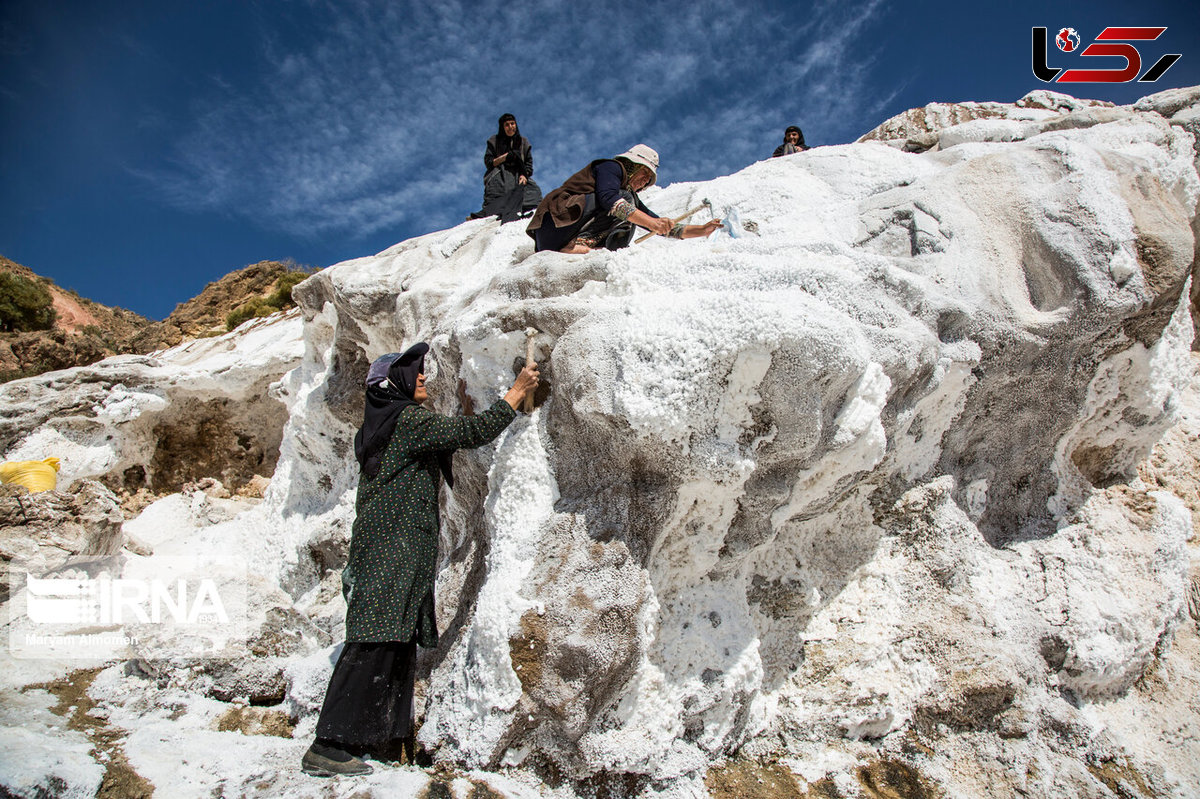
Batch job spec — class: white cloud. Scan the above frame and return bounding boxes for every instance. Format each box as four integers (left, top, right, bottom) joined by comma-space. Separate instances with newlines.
142, 0, 895, 241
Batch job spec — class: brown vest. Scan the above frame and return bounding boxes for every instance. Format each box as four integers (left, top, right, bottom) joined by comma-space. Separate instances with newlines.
526, 159, 624, 238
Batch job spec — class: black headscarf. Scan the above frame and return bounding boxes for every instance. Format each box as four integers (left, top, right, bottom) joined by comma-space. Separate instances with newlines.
353, 342, 454, 487
496, 113, 523, 165
783, 125, 806, 147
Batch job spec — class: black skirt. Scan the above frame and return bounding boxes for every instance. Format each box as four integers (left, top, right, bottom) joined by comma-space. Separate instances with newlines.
314, 641, 418, 747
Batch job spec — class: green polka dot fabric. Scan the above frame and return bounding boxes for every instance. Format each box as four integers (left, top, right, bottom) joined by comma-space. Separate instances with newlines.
342, 399, 517, 646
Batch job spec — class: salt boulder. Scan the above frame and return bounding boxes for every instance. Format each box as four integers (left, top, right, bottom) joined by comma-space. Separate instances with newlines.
0, 480, 125, 598
263, 87, 1199, 793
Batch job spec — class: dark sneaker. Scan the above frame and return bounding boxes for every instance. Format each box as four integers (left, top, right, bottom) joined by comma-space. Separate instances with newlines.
301, 742, 374, 777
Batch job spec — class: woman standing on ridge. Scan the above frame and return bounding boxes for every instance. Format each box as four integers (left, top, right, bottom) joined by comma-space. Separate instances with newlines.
302, 343, 539, 777
470, 113, 543, 222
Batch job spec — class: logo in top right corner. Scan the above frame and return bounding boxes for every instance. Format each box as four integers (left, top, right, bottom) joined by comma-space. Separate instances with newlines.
1033, 26, 1181, 83
1056, 28, 1081, 52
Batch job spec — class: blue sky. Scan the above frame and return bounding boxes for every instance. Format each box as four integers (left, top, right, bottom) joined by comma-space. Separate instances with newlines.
1, 0, 1196, 320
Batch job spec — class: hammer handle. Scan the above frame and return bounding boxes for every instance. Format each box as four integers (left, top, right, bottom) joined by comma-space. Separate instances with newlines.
634, 202, 710, 244
523, 336, 536, 412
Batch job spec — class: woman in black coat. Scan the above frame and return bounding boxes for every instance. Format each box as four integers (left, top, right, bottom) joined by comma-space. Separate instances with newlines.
470, 113, 543, 222
773, 125, 809, 157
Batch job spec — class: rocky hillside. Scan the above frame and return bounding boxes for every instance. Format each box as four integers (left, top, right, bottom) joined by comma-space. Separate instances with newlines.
128, 259, 313, 353
1, 86, 1199, 799
0, 255, 150, 380
0, 257, 312, 381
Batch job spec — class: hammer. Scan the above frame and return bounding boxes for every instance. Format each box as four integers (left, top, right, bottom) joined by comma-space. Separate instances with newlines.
634, 198, 714, 244
523, 327, 537, 412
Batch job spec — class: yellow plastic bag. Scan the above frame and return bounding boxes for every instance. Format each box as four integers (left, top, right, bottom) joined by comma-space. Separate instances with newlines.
0, 457, 61, 493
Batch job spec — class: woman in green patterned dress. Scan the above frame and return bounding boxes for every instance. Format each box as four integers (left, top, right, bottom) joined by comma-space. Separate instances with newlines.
303, 342, 539, 777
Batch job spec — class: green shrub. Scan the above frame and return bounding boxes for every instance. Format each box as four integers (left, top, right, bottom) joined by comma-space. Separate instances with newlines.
225, 270, 313, 330
0, 273, 57, 332
79, 323, 119, 350
225, 298, 273, 330
267, 270, 310, 307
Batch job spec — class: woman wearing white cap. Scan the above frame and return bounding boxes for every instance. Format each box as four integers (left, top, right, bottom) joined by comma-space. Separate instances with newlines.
526, 144, 722, 253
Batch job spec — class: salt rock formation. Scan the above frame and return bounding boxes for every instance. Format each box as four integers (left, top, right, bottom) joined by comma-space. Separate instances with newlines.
0, 311, 303, 495
1, 87, 1199, 798
0, 480, 125, 600
863, 85, 1200, 354
272, 87, 1200, 794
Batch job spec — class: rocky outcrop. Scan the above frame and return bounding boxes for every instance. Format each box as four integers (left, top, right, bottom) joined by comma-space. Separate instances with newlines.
127, 260, 310, 353
0, 257, 312, 382
0, 328, 111, 380
860, 87, 1200, 355
0, 256, 150, 381
130, 597, 332, 706
0, 480, 125, 601
856, 90, 1116, 152
0, 313, 303, 495
1134, 86, 1200, 350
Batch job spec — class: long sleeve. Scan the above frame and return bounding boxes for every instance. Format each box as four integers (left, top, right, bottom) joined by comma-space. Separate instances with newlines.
594, 160, 658, 218
593, 160, 626, 211
404, 400, 517, 455
522, 139, 534, 178
484, 136, 498, 171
